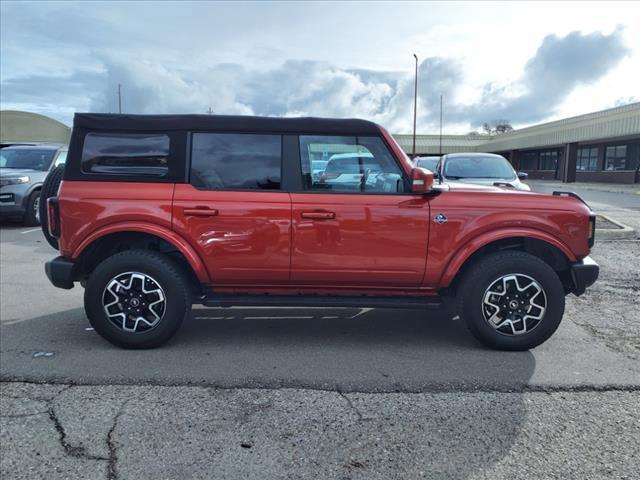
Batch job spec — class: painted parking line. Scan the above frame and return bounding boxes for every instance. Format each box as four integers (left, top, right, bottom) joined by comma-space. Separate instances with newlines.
20, 228, 41, 234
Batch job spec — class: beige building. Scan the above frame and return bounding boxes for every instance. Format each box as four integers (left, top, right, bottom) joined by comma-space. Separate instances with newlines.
393, 102, 640, 184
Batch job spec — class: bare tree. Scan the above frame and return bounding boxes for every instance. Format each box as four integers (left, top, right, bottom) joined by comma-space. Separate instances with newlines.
476, 120, 514, 136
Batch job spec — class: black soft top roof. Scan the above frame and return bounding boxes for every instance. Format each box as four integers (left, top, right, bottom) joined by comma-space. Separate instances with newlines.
73, 113, 382, 135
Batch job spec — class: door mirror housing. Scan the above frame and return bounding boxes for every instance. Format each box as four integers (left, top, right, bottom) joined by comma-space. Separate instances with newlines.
410, 167, 434, 194
517, 171, 528, 181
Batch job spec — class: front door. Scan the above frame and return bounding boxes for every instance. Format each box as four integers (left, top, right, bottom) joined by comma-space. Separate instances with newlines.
172, 132, 290, 285
290, 135, 430, 287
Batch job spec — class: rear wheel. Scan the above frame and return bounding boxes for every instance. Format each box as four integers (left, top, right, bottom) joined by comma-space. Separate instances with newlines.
457, 251, 565, 351
39, 165, 65, 249
84, 249, 192, 349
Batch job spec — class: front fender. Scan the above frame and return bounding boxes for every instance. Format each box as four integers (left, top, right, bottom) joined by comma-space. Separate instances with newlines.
20, 182, 43, 207
439, 227, 577, 287
71, 221, 211, 283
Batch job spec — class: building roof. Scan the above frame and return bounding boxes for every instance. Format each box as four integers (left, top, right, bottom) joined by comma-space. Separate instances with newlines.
481, 102, 640, 151
392, 134, 489, 154
392, 102, 640, 154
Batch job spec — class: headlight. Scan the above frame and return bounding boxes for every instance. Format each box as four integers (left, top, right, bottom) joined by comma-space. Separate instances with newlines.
0, 176, 30, 186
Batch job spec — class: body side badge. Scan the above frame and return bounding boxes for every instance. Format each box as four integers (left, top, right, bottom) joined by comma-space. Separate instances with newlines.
434, 213, 447, 224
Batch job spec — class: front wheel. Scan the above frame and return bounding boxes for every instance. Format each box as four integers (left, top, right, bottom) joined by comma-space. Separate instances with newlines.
457, 251, 565, 351
23, 190, 41, 226
84, 249, 192, 349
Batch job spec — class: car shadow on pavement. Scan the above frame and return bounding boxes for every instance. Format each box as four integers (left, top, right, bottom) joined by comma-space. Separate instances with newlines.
1, 306, 536, 392
1, 306, 536, 479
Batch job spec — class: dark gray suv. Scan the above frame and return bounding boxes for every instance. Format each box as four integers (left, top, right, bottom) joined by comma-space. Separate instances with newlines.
0, 144, 67, 225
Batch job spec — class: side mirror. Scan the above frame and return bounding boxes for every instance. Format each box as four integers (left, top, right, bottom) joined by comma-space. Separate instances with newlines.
517, 171, 528, 181
411, 167, 434, 194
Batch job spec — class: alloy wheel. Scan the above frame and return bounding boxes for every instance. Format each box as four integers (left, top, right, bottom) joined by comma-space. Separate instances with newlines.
102, 272, 166, 333
482, 273, 547, 335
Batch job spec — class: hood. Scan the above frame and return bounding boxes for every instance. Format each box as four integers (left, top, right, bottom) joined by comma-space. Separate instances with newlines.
444, 182, 517, 193
0, 168, 43, 178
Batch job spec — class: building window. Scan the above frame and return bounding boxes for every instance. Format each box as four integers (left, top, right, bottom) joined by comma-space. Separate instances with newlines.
519, 152, 538, 171
605, 145, 627, 171
577, 147, 598, 171
539, 150, 558, 171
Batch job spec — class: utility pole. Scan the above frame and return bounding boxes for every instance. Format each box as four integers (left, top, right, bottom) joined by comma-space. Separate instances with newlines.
118, 84, 122, 114
439, 95, 443, 156
412, 53, 418, 159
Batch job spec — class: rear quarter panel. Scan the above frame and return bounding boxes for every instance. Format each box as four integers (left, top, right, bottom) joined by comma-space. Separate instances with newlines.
57, 181, 174, 258
425, 189, 592, 287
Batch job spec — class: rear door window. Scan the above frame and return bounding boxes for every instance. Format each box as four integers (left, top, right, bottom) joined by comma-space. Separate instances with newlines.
190, 133, 282, 190
81, 133, 170, 176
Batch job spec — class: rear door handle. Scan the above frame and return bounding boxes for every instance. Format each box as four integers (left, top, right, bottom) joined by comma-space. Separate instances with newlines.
301, 211, 335, 220
184, 208, 219, 217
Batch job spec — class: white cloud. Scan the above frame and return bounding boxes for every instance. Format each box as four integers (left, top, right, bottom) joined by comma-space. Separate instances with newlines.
1, 1, 638, 133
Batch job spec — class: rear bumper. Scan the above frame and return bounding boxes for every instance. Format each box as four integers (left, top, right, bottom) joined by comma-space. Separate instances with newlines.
45, 256, 76, 289
570, 256, 599, 296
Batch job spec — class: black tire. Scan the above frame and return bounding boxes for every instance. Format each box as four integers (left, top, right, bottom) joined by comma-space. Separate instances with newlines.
457, 251, 565, 351
23, 189, 41, 226
84, 249, 192, 349
39, 165, 65, 249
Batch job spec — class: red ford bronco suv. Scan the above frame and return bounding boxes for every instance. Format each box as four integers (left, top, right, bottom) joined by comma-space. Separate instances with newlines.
43, 113, 599, 350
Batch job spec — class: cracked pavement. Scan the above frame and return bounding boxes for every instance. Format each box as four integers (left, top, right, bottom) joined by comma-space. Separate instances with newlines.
1, 184, 640, 479
2, 382, 639, 479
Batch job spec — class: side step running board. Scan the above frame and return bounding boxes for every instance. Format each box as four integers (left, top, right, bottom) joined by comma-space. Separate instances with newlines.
200, 294, 442, 310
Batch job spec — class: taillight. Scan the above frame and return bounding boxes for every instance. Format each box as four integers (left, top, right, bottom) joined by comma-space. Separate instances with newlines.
47, 197, 60, 238
588, 214, 596, 248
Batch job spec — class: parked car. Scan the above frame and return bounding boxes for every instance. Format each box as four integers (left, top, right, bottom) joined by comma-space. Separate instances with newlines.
0, 144, 67, 225
413, 156, 440, 174
43, 113, 598, 351
319, 152, 377, 186
438, 152, 530, 191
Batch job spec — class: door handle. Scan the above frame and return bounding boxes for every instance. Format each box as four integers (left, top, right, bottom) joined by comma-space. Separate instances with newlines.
184, 208, 219, 217
301, 211, 335, 220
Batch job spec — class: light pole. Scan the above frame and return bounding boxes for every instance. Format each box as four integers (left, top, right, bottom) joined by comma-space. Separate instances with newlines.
412, 53, 418, 159
439, 94, 443, 156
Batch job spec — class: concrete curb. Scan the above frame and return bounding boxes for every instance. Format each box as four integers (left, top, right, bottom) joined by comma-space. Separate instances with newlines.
596, 214, 636, 240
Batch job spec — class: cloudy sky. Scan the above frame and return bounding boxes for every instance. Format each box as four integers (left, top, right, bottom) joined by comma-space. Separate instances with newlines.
1, 1, 638, 134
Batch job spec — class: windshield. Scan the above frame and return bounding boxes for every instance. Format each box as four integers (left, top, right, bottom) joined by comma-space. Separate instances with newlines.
311, 161, 328, 171
416, 158, 439, 172
0, 148, 56, 171
443, 155, 515, 180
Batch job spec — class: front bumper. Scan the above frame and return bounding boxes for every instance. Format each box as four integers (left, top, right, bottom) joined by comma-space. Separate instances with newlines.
45, 256, 76, 289
0, 185, 29, 215
570, 256, 599, 296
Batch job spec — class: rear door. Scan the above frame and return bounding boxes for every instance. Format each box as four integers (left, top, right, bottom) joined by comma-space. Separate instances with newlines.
172, 132, 291, 285
290, 135, 430, 287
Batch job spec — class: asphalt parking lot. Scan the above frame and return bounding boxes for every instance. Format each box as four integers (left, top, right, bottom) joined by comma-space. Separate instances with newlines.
1, 184, 639, 479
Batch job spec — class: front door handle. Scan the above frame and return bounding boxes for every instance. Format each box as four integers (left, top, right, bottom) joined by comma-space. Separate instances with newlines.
184, 208, 219, 217
301, 211, 335, 220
